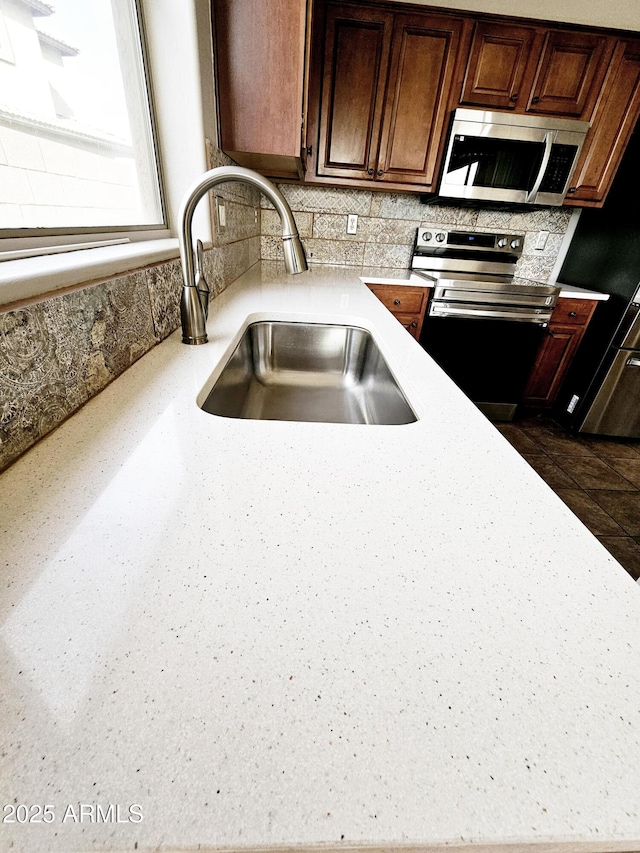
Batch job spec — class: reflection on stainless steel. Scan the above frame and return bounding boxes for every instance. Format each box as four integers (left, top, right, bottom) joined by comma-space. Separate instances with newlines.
194, 239, 210, 321
178, 166, 307, 345
579, 301, 640, 437
425, 276, 559, 322
201, 321, 417, 425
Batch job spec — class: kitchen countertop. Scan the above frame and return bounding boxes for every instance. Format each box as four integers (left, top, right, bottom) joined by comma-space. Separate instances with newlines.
0, 262, 638, 853
553, 283, 610, 300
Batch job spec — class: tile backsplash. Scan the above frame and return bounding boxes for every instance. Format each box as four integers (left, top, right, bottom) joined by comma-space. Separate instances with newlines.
1, 162, 574, 473
261, 184, 573, 282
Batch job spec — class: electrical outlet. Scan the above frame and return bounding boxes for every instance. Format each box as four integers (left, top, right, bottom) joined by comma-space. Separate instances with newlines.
216, 198, 226, 231
347, 214, 358, 235
567, 394, 580, 414
535, 230, 549, 250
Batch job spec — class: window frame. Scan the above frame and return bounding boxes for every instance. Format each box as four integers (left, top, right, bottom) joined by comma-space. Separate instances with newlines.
0, 0, 168, 251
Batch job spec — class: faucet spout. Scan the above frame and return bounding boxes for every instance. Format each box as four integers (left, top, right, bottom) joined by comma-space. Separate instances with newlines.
178, 165, 308, 345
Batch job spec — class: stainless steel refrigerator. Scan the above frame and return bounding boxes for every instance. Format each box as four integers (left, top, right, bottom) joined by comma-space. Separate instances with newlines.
556, 122, 640, 437
577, 288, 640, 436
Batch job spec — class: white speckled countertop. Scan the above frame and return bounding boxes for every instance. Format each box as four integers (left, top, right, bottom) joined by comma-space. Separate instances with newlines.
0, 262, 637, 853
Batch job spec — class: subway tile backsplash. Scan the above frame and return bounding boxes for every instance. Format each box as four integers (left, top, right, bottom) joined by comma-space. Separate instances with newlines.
1, 163, 574, 472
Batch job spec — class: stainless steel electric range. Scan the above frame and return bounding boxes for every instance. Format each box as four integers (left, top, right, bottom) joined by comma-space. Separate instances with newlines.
411, 228, 560, 420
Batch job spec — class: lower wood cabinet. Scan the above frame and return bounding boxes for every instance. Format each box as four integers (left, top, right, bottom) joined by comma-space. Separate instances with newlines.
523, 297, 598, 407
366, 283, 429, 339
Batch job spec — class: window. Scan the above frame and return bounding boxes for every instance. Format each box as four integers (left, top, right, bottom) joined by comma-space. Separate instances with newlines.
0, 0, 163, 237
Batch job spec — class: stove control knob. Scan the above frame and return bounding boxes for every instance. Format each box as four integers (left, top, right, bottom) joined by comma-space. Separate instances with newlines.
497, 237, 507, 248
435, 232, 446, 242
421, 231, 432, 242
510, 238, 521, 249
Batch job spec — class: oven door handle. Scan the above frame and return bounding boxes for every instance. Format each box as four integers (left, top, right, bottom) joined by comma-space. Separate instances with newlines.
430, 303, 549, 324
525, 131, 554, 203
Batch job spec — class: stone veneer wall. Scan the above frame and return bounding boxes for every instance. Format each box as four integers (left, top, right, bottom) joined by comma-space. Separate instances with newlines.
261, 185, 573, 282
0, 146, 261, 473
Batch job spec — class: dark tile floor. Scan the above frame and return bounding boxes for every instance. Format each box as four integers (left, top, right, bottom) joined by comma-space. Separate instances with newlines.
495, 414, 640, 581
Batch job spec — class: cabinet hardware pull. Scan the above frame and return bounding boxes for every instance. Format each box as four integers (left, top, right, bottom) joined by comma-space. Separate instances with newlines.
377, 169, 383, 176
394, 299, 401, 305
568, 311, 577, 317
510, 93, 518, 101
531, 96, 540, 104
568, 187, 577, 193
411, 321, 417, 327
367, 168, 374, 175
306, 145, 313, 157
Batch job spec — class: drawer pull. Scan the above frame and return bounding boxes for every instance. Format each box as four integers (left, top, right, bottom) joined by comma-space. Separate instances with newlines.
411, 321, 417, 328
394, 299, 401, 306
568, 311, 577, 317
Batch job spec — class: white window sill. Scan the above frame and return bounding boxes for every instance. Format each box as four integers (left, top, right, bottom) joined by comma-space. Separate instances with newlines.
0, 237, 182, 310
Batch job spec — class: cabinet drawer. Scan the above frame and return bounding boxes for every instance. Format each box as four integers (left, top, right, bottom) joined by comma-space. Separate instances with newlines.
367, 284, 426, 314
552, 297, 597, 325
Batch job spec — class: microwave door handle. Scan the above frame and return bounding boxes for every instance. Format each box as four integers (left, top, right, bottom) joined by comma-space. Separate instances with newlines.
525, 131, 554, 203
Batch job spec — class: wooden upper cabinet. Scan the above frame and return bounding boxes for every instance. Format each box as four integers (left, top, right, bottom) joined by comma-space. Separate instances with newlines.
460, 21, 538, 110
376, 12, 463, 186
459, 20, 614, 120
315, 2, 462, 189
213, 0, 308, 180
565, 38, 640, 206
210, 0, 640, 206
527, 30, 612, 117
317, 4, 394, 180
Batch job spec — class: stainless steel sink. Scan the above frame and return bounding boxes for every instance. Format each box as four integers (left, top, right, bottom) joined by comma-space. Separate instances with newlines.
200, 321, 417, 424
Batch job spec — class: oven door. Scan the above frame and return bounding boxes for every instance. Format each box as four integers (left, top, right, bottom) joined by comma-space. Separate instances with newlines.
419, 315, 546, 421
438, 111, 587, 206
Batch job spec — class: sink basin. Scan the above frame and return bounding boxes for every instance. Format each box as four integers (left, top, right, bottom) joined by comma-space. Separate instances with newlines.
200, 321, 417, 425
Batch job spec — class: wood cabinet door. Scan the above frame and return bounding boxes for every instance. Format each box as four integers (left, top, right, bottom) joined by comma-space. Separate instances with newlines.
396, 315, 422, 339
316, 3, 394, 180
523, 324, 583, 406
375, 11, 463, 187
526, 30, 612, 117
566, 39, 640, 205
213, 0, 308, 179
460, 20, 538, 110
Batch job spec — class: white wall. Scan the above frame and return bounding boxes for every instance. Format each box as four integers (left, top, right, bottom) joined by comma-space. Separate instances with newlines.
140, 0, 211, 241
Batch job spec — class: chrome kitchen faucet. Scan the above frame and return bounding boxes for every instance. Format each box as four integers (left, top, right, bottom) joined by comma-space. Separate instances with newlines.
178, 165, 308, 345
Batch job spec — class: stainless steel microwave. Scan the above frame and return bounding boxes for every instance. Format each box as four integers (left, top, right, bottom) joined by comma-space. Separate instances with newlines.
438, 109, 590, 206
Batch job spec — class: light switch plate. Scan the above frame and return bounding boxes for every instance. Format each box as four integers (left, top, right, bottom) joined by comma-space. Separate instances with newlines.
347, 214, 358, 235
